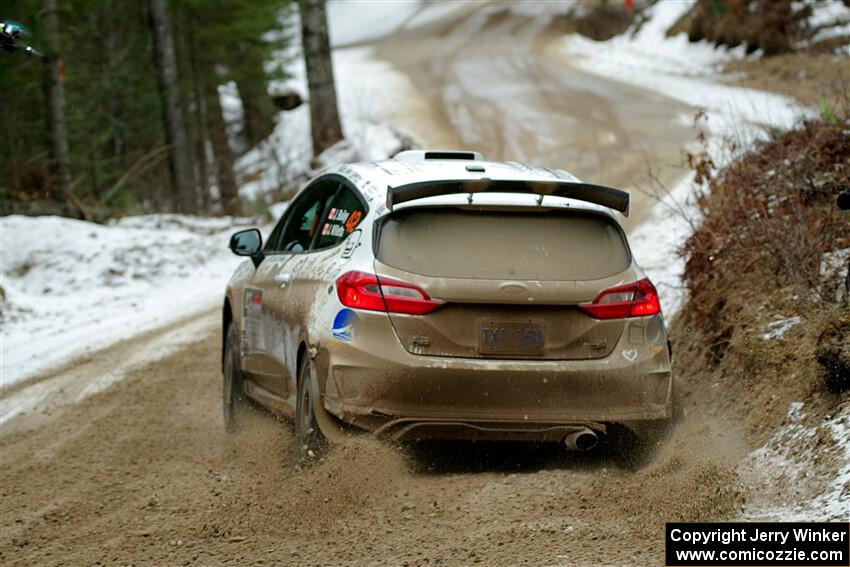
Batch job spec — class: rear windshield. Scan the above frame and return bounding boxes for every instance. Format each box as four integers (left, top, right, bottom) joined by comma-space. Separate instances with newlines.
377, 208, 630, 281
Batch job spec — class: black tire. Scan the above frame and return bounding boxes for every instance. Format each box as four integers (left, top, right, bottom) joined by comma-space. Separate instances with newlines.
295, 356, 327, 463
223, 324, 247, 433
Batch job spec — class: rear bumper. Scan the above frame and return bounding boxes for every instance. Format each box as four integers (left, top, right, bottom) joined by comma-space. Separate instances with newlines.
317, 313, 673, 442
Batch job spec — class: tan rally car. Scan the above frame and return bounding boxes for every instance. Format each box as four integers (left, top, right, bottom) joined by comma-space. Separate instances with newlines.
223, 150, 677, 459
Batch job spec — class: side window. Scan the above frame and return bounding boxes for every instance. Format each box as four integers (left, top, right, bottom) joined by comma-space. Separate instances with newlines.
275, 179, 339, 253
313, 185, 367, 251
264, 216, 287, 253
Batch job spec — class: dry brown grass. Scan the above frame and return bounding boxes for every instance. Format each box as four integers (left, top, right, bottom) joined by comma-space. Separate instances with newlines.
724, 53, 850, 111
673, 119, 850, 445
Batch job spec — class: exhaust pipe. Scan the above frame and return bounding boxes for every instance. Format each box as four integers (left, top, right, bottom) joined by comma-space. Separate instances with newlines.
564, 428, 598, 451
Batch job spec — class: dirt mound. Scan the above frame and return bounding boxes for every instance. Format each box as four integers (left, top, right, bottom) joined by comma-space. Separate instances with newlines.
671, 116, 850, 522
669, 0, 850, 55
676, 119, 850, 444
560, 3, 638, 41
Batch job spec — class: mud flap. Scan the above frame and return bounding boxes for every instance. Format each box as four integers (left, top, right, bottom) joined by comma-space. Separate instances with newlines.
308, 366, 351, 445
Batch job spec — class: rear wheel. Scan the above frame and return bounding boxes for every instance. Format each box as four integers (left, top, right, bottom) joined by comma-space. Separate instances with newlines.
295, 356, 327, 463
223, 324, 247, 433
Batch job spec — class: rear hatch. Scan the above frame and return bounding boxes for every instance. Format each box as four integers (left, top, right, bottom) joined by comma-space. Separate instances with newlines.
374, 206, 635, 360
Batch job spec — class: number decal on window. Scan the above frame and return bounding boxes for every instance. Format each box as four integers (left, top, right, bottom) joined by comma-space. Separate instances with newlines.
345, 210, 362, 233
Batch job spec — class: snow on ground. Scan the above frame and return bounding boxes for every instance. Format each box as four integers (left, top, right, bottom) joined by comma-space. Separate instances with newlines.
327, 0, 422, 46
738, 400, 850, 521
0, 215, 253, 387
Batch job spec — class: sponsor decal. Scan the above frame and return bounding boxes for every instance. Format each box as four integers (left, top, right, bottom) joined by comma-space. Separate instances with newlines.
332, 308, 358, 341
243, 288, 263, 316
321, 223, 346, 237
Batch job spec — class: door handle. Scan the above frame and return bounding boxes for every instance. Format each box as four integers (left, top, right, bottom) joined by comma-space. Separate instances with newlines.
274, 272, 292, 288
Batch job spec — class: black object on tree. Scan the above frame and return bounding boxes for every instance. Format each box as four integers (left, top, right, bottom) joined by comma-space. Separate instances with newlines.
1, 19, 41, 56
300, 0, 343, 156
146, 0, 197, 214
838, 189, 850, 211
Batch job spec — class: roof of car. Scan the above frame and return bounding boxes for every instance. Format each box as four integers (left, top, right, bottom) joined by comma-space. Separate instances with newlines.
357, 157, 580, 187
322, 151, 622, 218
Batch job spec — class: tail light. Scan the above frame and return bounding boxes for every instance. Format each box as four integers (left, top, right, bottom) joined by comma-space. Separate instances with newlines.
336, 271, 444, 315
578, 278, 660, 319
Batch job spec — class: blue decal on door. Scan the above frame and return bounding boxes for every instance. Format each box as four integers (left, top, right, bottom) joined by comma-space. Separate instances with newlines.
332, 308, 358, 341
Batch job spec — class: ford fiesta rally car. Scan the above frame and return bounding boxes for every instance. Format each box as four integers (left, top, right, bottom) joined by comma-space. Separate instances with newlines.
223, 150, 677, 460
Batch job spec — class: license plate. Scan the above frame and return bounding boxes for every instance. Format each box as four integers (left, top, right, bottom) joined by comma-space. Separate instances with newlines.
478, 320, 545, 356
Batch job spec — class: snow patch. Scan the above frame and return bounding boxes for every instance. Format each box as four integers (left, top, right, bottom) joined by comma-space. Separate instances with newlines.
796, 0, 850, 50
761, 316, 803, 341
626, 173, 696, 317
0, 214, 254, 387
739, 401, 850, 521
327, 0, 422, 47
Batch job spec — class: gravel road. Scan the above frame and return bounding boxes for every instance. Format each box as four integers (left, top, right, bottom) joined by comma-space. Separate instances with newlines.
0, 312, 746, 566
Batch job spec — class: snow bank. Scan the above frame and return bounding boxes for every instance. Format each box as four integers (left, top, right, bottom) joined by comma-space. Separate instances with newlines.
0, 214, 252, 387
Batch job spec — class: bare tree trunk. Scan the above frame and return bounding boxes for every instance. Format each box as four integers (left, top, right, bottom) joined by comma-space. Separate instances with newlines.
206, 84, 240, 216
145, 0, 197, 213
300, 0, 343, 156
42, 0, 71, 202
186, 18, 211, 212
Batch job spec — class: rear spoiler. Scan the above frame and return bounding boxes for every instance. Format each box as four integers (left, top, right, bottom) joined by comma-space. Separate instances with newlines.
386, 179, 629, 216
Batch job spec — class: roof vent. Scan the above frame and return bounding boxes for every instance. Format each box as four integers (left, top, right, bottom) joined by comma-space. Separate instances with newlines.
394, 149, 484, 162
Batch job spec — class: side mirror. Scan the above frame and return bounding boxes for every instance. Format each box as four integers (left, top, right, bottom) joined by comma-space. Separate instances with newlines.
229, 229, 264, 267
838, 190, 850, 211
